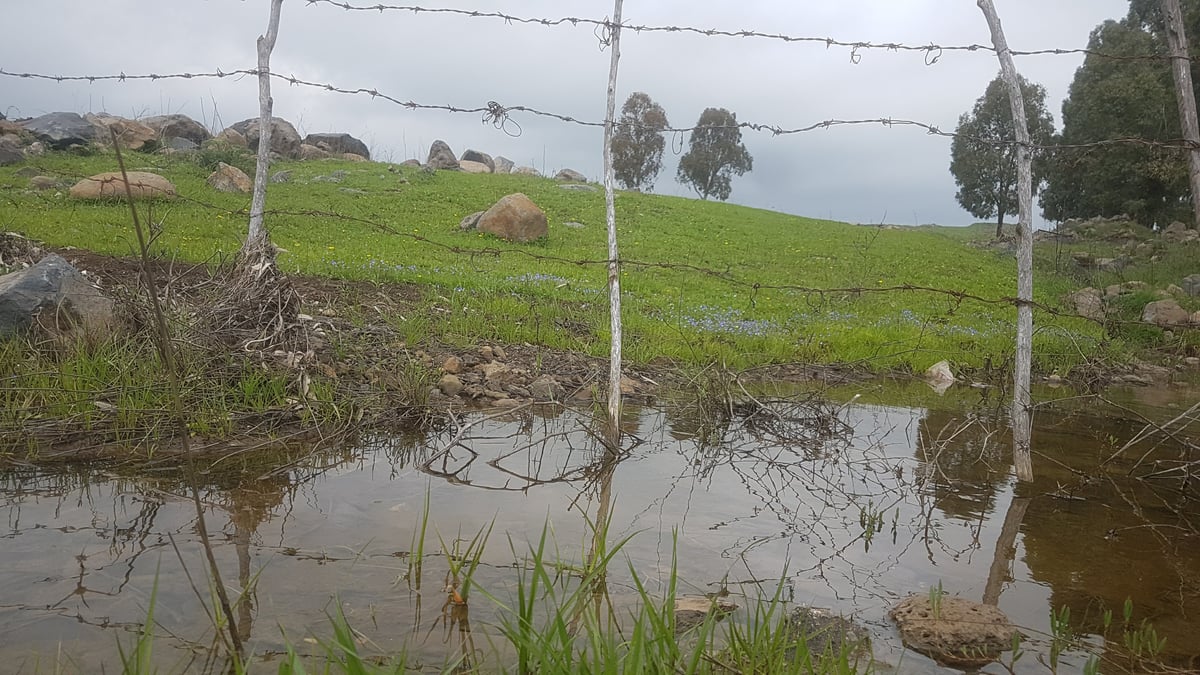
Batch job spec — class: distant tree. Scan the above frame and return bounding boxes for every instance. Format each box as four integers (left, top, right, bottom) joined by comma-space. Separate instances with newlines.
676, 108, 753, 201
611, 92, 669, 191
1041, 12, 1192, 227
949, 73, 1054, 239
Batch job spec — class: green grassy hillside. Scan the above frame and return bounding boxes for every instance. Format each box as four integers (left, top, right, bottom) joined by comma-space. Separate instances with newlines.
1, 150, 1101, 372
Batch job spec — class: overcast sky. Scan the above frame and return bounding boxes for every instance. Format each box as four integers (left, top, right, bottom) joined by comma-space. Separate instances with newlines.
2, 1, 1131, 227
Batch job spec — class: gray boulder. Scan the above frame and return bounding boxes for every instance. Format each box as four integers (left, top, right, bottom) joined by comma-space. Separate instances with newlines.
0, 254, 114, 338
458, 160, 492, 174
477, 193, 547, 242
0, 137, 23, 166
207, 162, 252, 193
20, 112, 96, 149
84, 113, 157, 151
166, 137, 198, 152
142, 114, 212, 145
304, 132, 370, 159
1143, 299, 1190, 327
511, 166, 540, 177
229, 116, 302, 159
1065, 287, 1105, 321
493, 156, 514, 174
426, 140, 459, 170
1182, 274, 1200, 297
461, 149, 495, 172
459, 211, 484, 231
555, 168, 587, 182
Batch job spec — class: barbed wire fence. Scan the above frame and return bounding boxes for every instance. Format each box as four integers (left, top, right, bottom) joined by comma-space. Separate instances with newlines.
4, 2, 1198, 478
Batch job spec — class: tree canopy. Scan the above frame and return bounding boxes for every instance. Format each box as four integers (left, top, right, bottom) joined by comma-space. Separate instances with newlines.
950, 74, 1055, 238
1041, 8, 1194, 227
676, 108, 753, 201
611, 92, 669, 191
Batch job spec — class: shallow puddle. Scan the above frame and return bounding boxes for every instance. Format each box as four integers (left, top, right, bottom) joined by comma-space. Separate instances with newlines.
2, 381, 1198, 673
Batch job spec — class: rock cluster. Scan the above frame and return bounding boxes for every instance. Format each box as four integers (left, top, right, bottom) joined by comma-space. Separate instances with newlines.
434, 345, 575, 408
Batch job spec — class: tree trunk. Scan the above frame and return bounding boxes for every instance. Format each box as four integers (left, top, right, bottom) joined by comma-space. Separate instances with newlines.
246, 0, 283, 251
601, 0, 625, 437
978, 0, 1035, 483
1163, 0, 1200, 228
995, 208, 1005, 239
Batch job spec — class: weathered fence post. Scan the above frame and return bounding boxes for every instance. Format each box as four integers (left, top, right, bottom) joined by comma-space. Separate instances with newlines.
601, 0, 626, 437
247, 0, 284, 252
977, 0, 1034, 482
1163, 0, 1200, 227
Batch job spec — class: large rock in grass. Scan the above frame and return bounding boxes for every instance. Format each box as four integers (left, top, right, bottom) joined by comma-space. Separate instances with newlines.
555, 168, 587, 182
20, 112, 96, 149
0, 254, 114, 338
304, 132, 370, 160
142, 114, 212, 146
1143, 299, 1190, 327
85, 113, 157, 151
229, 116, 302, 159
889, 595, 1017, 668
1065, 287, 1105, 321
207, 162, 252, 193
69, 171, 176, 200
477, 193, 547, 242
461, 149, 495, 172
459, 160, 492, 174
426, 140, 459, 170
511, 166, 540, 177
493, 156, 514, 174
0, 137, 24, 166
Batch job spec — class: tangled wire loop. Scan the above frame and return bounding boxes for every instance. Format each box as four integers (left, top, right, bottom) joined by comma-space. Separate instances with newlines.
482, 101, 522, 137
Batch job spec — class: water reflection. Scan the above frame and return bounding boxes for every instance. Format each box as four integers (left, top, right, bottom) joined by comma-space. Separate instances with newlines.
1, 386, 1197, 672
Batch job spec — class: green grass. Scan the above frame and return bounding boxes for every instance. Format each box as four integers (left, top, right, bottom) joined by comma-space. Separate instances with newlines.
1, 150, 1108, 373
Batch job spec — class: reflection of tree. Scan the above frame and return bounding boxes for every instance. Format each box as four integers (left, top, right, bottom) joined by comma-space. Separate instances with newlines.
213, 474, 293, 645
915, 408, 1011, 522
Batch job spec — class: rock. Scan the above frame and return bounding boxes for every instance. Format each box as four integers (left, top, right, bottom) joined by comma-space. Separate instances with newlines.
143, 114, 212, 146
299, 144, 332, 160
13, 166, 39, 178
0, 139, 24, 166
270, 170, 292, 184
1065, 287, 1105, 321
165, 137, 198, 152
400, 159, 421, 168
1143, 299, 1190, 327
1105, 281, 1148, 298
84, 113, 157, 151
511, 166, 540, 176
213, 128, 249, 148
438, 374, 464, 397
555, 168, 587, 182
1186, 357, 1200, 367
459, 211, 484, 231
1182, 274, 1200, 297
787, 607, 870, 661
1163, 220, 1190, 242
338, 187, 367, 195
480, 345, 495, 361
229, 116, 302, 159
476, 193, 548, 243
558, 183, 597, 192
207, 162, 252, 193
924, 360, 956, 391
529, 375, 565, 402
476, 361, 527, 389
461, 149, 495, 172
26, 142, 45, 157
0, 254, 115, 338
304, 132, 370, 159
491, 345, 506, 360
492, 398, 522, 409
69, 171, 176, 200
426, 140, 459, 170
442, 356, 463, 374
342, 152, 368, 162
619, 375, 639, 395
674, 596, 738, 633
493, 156, 514, 174
1167, 284, 1186, 296
889, 595, 1017, 668
20, 112, 96, 149
459, 160, 492, 174
28, 176, 58, 191
563, 221, 586, 229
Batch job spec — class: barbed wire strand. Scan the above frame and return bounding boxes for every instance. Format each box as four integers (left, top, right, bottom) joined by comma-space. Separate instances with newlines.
303, 0, 1190, 64
5, 67, 1199, 152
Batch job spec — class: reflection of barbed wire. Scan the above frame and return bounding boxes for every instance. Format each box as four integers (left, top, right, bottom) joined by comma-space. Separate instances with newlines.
302, 0, 1188, 64
7, 66, 1200, 152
